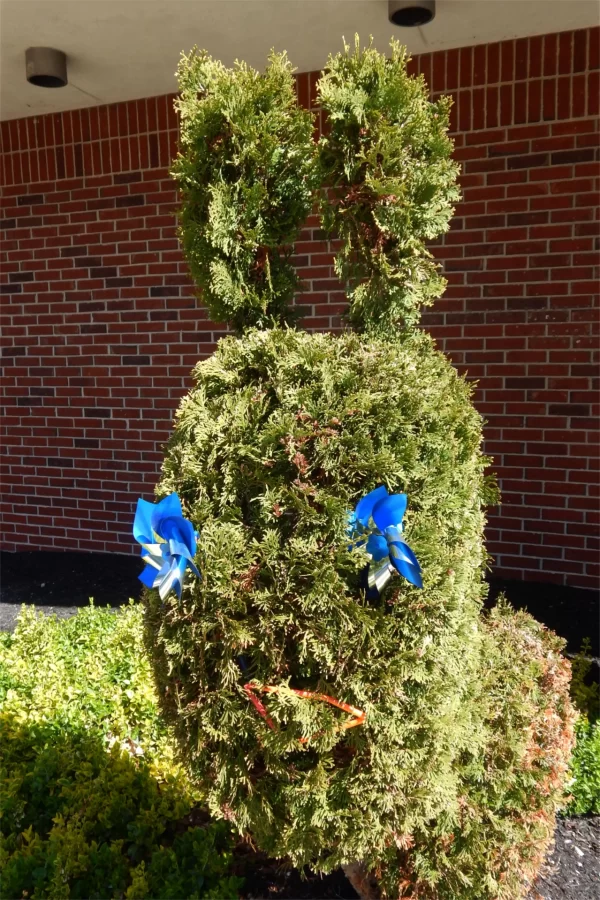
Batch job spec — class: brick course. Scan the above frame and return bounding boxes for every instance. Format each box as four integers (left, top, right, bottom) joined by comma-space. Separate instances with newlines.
1, 28, 598, 588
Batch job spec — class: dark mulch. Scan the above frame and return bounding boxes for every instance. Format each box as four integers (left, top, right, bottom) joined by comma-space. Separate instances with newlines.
0, 549, 141, 607
234, 817, 600, 900
531, 815, 599, 900
231, 817, 600, 899
233, 846, 358, 900
0, 550, 141, 631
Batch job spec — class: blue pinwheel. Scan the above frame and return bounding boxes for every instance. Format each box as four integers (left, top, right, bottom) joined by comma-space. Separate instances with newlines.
133, 493, 200, 600
348, 485, 422, 594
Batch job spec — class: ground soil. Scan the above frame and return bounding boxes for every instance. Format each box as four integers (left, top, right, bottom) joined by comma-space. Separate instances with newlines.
1, 550, 598, 899
531, 815, 599, 900
232, 815, 600, 899
234, 816, 600, 899
234, 847, 359, 899
0, 549, 140, 631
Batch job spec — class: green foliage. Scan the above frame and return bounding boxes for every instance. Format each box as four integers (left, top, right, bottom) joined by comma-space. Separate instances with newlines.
564, 639, 600, 815
153, 36, 576, 898
0, 607, 241, 899
173, 48, 317, 331
566, 718, 600, 816
569, 638, 599, 721
318, 37, 460, 332
145, 327, 573, 897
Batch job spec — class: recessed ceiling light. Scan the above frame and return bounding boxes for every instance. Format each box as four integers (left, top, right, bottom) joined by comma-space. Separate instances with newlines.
25, 47, 68, 88
389, 1, 436, 27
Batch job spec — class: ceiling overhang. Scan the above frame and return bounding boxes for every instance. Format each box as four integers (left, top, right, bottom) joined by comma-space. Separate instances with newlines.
1, 0, 598, 121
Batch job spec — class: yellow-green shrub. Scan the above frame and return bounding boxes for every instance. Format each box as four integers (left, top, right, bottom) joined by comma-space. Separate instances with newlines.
0, 607, 241, 900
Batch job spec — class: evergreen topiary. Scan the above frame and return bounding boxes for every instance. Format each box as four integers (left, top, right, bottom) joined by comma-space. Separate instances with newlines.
144, 38, 576, 899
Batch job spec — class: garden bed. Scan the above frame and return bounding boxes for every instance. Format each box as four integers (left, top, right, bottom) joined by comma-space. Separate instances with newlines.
0, 550, 598, 900
236, 815, 600, 899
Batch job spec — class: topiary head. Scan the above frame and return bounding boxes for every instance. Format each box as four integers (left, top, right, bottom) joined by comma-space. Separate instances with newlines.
172, 38, 459, 337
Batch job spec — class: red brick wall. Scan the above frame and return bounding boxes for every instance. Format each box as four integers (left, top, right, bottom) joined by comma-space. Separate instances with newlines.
1, 28, 598, 588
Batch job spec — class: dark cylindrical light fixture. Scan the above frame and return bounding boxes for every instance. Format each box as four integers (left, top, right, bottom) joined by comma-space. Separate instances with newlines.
25, 47, 68, 88
388, 0, 436, 27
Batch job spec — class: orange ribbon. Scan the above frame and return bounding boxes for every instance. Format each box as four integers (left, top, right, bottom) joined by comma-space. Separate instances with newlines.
244, 682, 366, 743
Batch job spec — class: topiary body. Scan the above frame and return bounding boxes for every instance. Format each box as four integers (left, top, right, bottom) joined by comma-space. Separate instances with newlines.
144, 39, 575, 899
147, 326, 489, 867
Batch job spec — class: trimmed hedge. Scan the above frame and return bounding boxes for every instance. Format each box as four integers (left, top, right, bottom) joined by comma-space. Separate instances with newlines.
0, 606, 241, 900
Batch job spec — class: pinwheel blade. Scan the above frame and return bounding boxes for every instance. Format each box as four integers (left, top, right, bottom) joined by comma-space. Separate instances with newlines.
158, 556, 184, 600
151, 493, 183, 536
388, 540, 423, 589
366, 533, 389, 562
372, 493, 407, 532
139, 562, 160, 588
367, 559, 395, 593
162, 516, 197, 555
133, 498, 156, 546
355, 485, 389, 528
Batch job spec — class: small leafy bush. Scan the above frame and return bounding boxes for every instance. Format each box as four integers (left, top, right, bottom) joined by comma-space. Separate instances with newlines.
567, 718, 600, 816
0, 604, 166, 755
565, 640, 600, 815
0, 606, 241, 899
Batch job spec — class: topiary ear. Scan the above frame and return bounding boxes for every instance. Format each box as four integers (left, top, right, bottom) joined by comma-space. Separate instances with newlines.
172, 48, 320, 333
317, 36, 461, 334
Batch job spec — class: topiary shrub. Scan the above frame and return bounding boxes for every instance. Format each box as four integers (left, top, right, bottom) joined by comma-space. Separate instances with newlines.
143, 38, 576, 899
